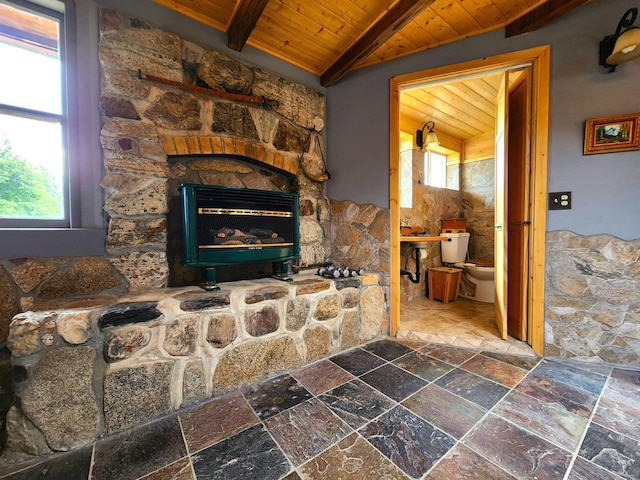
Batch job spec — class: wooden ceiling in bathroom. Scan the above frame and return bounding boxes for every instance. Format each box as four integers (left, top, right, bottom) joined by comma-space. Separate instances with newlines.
152, 0, 593, 87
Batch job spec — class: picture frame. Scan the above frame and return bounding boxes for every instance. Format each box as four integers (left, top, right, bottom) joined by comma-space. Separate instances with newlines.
584, 113, 640, 155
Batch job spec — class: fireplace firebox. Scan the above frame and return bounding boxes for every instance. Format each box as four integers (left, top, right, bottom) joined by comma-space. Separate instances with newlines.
180, 184, 299, 290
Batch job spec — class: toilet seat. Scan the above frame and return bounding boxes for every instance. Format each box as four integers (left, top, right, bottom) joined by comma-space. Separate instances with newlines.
468, 258, 494, 268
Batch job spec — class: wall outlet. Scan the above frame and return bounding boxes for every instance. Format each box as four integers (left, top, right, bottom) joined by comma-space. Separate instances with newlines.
549, 191, 571, 210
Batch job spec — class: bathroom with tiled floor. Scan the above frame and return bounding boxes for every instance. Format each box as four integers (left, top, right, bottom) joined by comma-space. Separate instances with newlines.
1, 335, 639, 479
397, 296, 535, 356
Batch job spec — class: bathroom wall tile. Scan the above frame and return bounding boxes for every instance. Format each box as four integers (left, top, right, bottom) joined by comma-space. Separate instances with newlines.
360, 363, 427, 402
434, 368, 509, 410
179, 391, 259, 453
392, 349, 454, 382
515, 373, 598, 418
318, 378, 395, 429
492, 390, 589, 451
361, 338, 412, 361
329, 348, 386, 376
465, 414, 572, 480
359, 406, 456, 479
241, 374, 312, 420
92, 416, 187, 480
291, 359, 355, 396
460, 354, 528, 387
297, 433, 408, 480
579, 423, 640, 479
264, 398, 352, 467
191, 424, 292, 480
402, 384, 485, 439
426, 444, 517, 480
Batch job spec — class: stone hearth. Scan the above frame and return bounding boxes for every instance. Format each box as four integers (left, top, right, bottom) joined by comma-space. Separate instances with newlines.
5, 272, 384, 456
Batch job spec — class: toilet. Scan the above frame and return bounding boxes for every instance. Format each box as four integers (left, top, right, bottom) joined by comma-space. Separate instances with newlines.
440, 231, 495, 303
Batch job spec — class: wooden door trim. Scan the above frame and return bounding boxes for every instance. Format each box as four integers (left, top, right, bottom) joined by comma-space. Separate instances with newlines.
389, 46, 549, 356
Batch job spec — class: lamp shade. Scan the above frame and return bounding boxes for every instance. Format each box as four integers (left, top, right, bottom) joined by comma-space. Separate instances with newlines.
607, 27, 640, 65
425, 131, 439, 147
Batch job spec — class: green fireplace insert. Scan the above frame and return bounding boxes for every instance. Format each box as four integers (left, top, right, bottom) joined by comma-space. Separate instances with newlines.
180, 184, 300, 290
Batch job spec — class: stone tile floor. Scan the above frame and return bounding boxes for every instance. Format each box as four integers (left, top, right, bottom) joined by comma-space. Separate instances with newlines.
398, 296, 535, 356
1, 338, 639, 479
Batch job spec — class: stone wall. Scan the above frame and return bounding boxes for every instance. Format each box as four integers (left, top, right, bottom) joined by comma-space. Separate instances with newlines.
0, 258, 128, 342
4, 273, 384, 457
329, 200, 390, 332
545, 231, 640, 365
99, 8, 329, 290
400, 157, 462, 301
0, 7, 343, 456
461, 159, 495, 260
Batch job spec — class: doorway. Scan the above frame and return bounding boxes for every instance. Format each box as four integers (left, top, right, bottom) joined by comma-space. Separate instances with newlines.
389, 47, 550, 356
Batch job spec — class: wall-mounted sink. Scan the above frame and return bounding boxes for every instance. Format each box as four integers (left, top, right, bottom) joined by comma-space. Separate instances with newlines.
400, 235, 447, 247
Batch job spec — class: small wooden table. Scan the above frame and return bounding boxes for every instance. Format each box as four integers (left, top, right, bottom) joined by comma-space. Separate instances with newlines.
428, 267, 462, 303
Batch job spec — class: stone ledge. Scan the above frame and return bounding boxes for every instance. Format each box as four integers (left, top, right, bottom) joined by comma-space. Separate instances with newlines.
5, 272, 384, 456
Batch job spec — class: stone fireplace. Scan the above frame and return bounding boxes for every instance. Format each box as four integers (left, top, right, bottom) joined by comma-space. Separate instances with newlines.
92, 4, 340, 295
0, 8, 390, 460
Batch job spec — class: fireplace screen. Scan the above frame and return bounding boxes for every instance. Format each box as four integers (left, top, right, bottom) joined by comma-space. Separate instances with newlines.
180, 184, 299, 288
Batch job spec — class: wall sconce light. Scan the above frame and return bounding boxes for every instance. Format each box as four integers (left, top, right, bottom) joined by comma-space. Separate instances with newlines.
600, 8, 640, 72
416, 121, 439, 149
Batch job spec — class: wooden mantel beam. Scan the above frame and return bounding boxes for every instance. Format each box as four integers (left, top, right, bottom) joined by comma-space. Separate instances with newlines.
505, 0, 593, 38
227, 0, 269, 51
321, 0, 435, 87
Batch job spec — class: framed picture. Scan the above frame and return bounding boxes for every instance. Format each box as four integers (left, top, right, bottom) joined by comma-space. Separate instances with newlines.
584, 113, 640, 155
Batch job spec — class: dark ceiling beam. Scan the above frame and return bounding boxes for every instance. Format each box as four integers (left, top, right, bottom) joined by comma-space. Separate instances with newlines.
321, 0, 435, 87
505, 0, 593, 38
227, 0, 269, 51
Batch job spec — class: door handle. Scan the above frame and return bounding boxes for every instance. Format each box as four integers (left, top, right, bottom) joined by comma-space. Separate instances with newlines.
509, 221, 531, 227
495, 225, 502, 230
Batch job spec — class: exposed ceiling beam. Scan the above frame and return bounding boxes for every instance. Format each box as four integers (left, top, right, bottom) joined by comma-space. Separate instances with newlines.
321, 0, 435, 87
505, 0, 593, 38
227, 0, 269, 51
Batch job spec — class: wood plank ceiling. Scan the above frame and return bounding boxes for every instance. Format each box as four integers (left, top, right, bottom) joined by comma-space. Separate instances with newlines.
149, 0, 593, 146
151, 0, 593, 87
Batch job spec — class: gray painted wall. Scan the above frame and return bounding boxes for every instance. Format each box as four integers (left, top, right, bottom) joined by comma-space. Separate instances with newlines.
326, 0, 640, 240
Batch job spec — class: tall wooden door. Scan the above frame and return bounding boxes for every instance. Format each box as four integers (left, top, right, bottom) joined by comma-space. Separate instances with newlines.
507, 70, 531, 341
494, 73, 508, 340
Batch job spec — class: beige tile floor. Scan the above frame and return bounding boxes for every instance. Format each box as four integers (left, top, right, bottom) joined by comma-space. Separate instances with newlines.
397, 295, 537, 357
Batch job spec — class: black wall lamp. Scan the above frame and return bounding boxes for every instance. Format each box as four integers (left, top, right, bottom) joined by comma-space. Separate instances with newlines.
600, 7, 640, 72
416, 121, 439, 149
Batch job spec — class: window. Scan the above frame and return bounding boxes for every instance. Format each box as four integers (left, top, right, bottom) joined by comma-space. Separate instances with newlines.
423, 150, 447, 189
0, 0, 68, 227
400, 149, 412, 208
